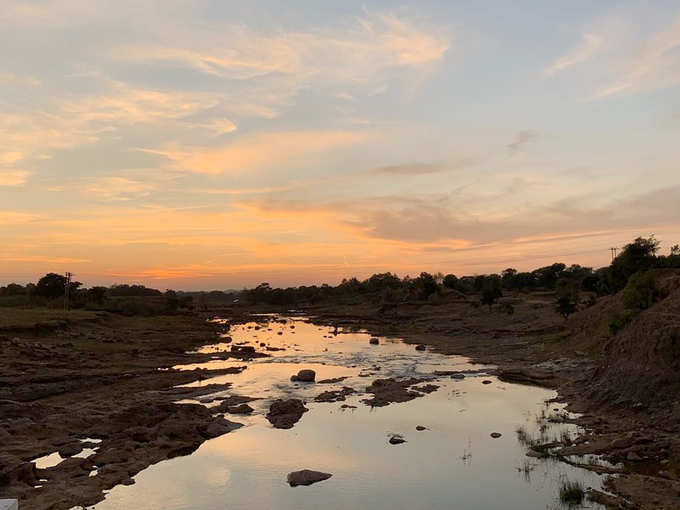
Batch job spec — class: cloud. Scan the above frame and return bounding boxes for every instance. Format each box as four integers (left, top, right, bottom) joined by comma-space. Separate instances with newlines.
144, 130, 369, 174
113, 11, 449, 89
0, 170, 29, 186
506, 130, 538, 155
593, 14, 680, 99
544, 33, 603, 75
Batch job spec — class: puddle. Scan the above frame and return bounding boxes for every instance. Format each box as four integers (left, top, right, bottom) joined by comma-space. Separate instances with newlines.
91, 317, 605, 510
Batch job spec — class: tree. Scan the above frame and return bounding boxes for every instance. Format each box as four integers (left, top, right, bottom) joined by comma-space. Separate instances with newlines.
35, 273, 67, 299
87, 286, 107, 305
442, 274, 458, 289
164, 290, 179, 313
480, 275, 502, 310
413, 272, 440, 300
555, 278, 579, 319
607, 236, 660, 292
501, 268, 517, 289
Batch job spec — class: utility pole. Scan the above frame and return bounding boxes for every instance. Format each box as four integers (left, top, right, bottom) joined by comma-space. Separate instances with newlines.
609, 247, 618, 261
64, 272, 73, 312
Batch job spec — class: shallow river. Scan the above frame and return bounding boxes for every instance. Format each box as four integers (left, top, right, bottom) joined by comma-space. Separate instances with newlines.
90, 315, 606, 510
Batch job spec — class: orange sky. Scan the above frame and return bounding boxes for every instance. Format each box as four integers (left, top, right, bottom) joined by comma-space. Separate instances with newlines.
1, 1, 679, 289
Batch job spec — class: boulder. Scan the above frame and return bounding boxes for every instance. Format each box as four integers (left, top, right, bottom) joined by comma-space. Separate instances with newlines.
203, 418, 243, 438
58, 442, 84, 457
266, 399, 308, 429
290, 369, 316, 383
287, 469, 332, 487
226, 404, 253, 414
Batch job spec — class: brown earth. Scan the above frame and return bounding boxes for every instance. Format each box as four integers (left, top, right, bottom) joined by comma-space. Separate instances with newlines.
0, 311, 263, 510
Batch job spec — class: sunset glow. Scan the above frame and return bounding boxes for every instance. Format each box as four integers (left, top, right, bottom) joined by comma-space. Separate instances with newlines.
2, 1, 679, 288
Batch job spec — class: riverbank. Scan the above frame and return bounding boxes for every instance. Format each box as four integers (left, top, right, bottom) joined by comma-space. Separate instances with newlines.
2, 295, 679, 509
0, 310, 259, 510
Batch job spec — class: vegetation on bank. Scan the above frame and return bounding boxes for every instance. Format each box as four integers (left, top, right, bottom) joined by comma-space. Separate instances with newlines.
1, 236, 678, 317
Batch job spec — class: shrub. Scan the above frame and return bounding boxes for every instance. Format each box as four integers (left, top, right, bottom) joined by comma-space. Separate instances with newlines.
622, 271, 664, 310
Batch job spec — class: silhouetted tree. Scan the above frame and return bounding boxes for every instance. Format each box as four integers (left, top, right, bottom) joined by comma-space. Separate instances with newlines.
442, 274, 458, 289
480, 275, 502, 310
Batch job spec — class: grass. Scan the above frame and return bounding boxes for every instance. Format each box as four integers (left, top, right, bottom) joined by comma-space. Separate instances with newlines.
0, 306, 99, 330
559, 479, 585, 506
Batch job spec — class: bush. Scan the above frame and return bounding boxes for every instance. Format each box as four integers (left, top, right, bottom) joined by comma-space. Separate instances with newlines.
559, 479, 585, 505
622, 271, 665, 311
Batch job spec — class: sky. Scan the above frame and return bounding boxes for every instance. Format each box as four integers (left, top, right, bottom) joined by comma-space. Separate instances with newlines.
1, 0, 680, 290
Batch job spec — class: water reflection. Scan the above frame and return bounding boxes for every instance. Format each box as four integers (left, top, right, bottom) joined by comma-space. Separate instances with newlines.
92, 318, 604, 510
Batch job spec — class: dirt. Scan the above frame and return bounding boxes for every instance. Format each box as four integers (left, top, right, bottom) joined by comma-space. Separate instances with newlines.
0, 311, 263, 510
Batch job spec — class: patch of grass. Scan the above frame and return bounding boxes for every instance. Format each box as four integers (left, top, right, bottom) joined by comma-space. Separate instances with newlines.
559, 479, 585, 506
0, 307, 98, 330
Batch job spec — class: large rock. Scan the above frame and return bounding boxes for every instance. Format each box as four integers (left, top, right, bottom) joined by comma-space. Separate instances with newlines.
203, 418, 243, 438
266, 399, 308, 429
290, 369, 316, 383
287, 469, 332, 487
226, 404, 253, 414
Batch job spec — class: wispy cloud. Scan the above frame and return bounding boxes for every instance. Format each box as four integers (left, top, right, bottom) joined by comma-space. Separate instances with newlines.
143, 130, 370, 175
593, 14, 680, 99
544, 33, 603, 75
506, 130, 538, 155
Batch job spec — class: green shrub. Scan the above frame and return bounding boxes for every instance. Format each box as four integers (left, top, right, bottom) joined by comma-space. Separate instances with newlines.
622, 271, 664, 311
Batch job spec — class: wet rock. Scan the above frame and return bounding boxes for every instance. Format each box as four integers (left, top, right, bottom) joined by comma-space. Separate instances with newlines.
226, 404, 253, 414
415, 344, 426, 351
314, 387, 355, 403
214, 395, 257, 413
497, 369, 554, 387
203, 417, 243, 438
318, 376, 348, 384
340, 404, 357, 409
482, 380, 493, 385
416, 425, 427, 431
58, 442, 84, 458
266, 399, 308, 429
230, 345, 255, 355
369, 338, 379, 345
413, 384, 439, 394
287, 469, 332, 487
291, 369, 316, 383
362, 378, 428, 407
389, 434, 406, 445
490, 432, 502, 438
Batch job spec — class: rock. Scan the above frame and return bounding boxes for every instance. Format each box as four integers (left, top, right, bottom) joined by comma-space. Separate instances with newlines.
317, 377, 349, 384
451, 373, 465, 379
314, 387, 355, 403
626, 451, 642, 462
266, 399, 308, 429
609, 437, 635, 450
369, 338, 379, 345
340, 404, 357, 409
226, 404, 253, 414
203, 418, 243, 438
58, 442, 84, 457
121, 477, 135, 486
0, 454, 37, 486
482, 380, 493, 385
290, 369, 316, 383
287, 469, 332, 487
416, 425, 427, 431
231, 345, 255, 355
490, 432, 502, 438
389, 434, 406, 445
415, 344, 426, 351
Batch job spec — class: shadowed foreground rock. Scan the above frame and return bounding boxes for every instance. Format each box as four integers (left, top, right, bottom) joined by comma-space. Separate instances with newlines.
266, 399, 308, 429
290, 369, 316, 382
287, 469, 332, 487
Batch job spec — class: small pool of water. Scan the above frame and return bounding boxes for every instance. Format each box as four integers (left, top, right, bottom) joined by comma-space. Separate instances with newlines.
91, 317, 605, 510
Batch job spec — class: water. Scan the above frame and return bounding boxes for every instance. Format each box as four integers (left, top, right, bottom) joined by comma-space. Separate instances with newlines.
91, 316, 605, 510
